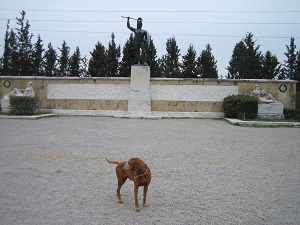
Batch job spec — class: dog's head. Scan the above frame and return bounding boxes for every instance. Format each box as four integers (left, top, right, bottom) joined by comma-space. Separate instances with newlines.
128, 157, 146, 173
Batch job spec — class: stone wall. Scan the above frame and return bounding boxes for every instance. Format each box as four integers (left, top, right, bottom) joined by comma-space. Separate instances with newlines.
0, 76, 297, 116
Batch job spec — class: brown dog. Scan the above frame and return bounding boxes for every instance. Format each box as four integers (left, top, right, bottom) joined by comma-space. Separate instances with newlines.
105, 157, 151, 212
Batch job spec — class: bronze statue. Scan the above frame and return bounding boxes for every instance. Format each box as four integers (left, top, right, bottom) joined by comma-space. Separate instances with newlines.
123, 16, 150, 65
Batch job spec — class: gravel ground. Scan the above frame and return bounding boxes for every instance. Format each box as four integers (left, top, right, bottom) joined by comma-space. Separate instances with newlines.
0, 117, 300, 225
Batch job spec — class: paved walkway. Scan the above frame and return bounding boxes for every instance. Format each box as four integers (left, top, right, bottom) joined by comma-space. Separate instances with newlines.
0, 117, 300, 224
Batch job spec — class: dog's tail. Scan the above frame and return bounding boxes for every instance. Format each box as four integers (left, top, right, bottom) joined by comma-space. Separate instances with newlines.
105, 157, 119, 165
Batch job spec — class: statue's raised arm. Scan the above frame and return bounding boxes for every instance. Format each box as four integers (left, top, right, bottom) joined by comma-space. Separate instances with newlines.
127, 17, 135, 32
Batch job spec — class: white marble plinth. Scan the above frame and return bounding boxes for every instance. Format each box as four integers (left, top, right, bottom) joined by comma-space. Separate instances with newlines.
258, 102, 284, 119
1, 95, 10, 112
128, 65, 151, 113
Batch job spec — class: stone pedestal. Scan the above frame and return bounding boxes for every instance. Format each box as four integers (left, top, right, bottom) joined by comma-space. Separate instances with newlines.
128, 65, 151, 117
258, 102, 284, 119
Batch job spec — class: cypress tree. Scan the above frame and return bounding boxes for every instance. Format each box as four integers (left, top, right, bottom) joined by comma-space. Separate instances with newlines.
43, 43, 57, 77
15, 10, 34, 76
283, 37, 297, 80
69, 46, 82, 77
119, 34, 135, 77
162, 37, 181, 78
57, 41, 70, 77
106, 33, 120, 77
197, 44, 218, 78
181, 44, 197, 78
32, 34, 44, 76
147, 38, 160, 77
88, 41, 106, 77
261, 50, 280, 79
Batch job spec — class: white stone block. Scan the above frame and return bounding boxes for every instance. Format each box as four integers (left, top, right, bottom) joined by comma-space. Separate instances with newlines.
1, 95, 10, 112
258, 102, 284, 119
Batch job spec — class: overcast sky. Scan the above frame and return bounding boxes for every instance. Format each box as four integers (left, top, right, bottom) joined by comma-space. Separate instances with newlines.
0, 0, 299, 77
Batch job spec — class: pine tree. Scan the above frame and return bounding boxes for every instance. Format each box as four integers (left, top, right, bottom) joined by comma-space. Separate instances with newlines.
106, 33, 120, 77
88, 41, 106, 77
57, 41, 70, 77
261, 50, 280, 79
69, 46, 82, 77
32, 34, 44, 76
181, 44, 197, 78
1, 20, 12, 76
43, 43, 57, 77
227, 41, 247, 79
243, 33, 263, 79
147, 38, 160, 77
162, 37, 181, 78
197, 43, 218, 78
227, 33, 262, 79
283, 37, 297, 80
15, 11, 34, 76
119, 34, 135, 77
295, 51, 300, 91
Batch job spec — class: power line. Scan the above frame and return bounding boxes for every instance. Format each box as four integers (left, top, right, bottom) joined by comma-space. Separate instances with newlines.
1, 27, 299, 39
1, 18, 299, 25
0, 9, 300, 13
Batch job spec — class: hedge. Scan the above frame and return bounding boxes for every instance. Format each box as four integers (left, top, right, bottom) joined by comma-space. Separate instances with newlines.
223, 95, 258, 119
9, 96, 39, 115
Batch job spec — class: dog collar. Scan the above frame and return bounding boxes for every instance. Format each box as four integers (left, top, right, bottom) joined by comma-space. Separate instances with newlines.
134, 166, 148, 179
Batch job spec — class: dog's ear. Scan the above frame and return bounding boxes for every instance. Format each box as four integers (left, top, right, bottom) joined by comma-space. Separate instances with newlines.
132, 158, 141, 172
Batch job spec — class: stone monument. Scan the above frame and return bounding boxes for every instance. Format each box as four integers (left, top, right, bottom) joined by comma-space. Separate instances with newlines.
250, 84, 284, 119
1, 82, 35, 112
121, 16, 156, 118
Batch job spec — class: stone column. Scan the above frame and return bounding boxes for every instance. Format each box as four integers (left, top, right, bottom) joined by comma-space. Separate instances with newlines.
128, 65, 151, 116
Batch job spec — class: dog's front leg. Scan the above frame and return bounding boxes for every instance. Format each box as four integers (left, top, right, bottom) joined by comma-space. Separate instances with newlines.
134, 185, 140, 212
143, 185, 149, 208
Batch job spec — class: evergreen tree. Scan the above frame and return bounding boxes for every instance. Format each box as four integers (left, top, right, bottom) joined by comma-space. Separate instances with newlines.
43, 43, 57, 77
197, 43, 218, 78
69, 46, 82, 77
1, 20, 12, 76
295, 51, 300, 90
162, 37, 181, 78
148, 38, 160, 77
157, 55, 168, 78
58, 41, 70, 77
283, 37, 297, 80
244, 33, 263, 79
227, 33, 262, 79
15, 10, 34, 76
32, 34, 44, 76
181, 44, 197, 78
106, 33, 120, 77
119, 34, 135, 77
88, 41, 106, 77
261, 50, 280, 79
227, 41, 247, 79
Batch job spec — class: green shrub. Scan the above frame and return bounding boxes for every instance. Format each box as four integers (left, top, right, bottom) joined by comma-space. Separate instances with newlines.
296, 92, 300, 109
284, 109, 300, 121
9, 96, 39, 115
223, 95, 258, 119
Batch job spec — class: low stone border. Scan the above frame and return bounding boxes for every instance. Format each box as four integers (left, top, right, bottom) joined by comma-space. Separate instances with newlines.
0, 114, 56, 120
226, 118, 300, 127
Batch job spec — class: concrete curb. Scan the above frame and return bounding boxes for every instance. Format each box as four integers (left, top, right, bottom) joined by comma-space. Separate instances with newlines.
0, 114, 56, 120
226, 118, 300, 127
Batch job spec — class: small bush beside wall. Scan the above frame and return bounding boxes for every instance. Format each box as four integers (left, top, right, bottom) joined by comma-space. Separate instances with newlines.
9, 96, 39, 115
223, 95, 258, 119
